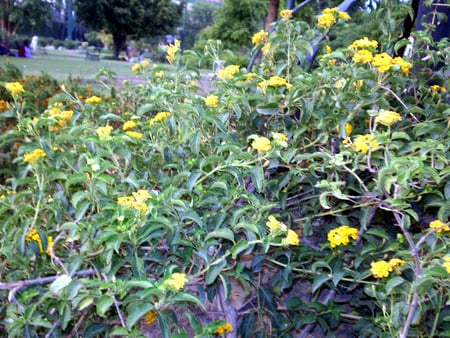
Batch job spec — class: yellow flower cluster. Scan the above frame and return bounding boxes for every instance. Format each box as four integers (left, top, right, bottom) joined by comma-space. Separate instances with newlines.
164, 272, 187, 290
85, 95, 102, 104
47, 106, 74, 130
23, 148, 46, 164
429, 219, 449, 234
251, 136, 271, 152
258, 76, 292, 92
347, 134, 378, 153
261, 42, 271, 55
327, 225, 358, 248
204, 95, 219, 108
431, 85, 447, 94
5, 82, 25, 97
117, 189, 151, 213
123, 120, 136, 131
317, 7, 351, 28
215, 322, 234, 334
131, 60, 150, 73
266, 215, 300, 246
95, 125, 113, 138
166, 39, 180, 63
370, 258, 405, 278
125, 131, 143, 139
375, 109, 402, 126
25, 229, 53, 255
352, 49, 373, 64
149, 111, 171, 126
442, 257, 450, 273
217, 65, 240, 80
280, 9, 293, 21
348, 37, 378, 50
155, 71, 164, 78
271, 132, 288, 147
144, 311, 157, 325
252, 30, 268, 45
337, 123, 353, 138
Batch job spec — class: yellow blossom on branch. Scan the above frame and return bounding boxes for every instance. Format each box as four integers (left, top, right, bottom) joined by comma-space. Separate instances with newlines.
266, 215, 287, 233
25, 229, 53, 255
271, 132, 288, 147
348, 37, 378, 50
392, 57, 412, 75
123, 120, 136, 131
215, 322, 234, 334
371, 53, 393, 73
252, 30, 268, 45
166, 39, 180, 63
317, 7, 350, 28
204, 95, 219, 108
327, 225, 358, 248
144, 311, 157, 325
131, 64, 140, 73
164, 272, 187, 290
95, 125, 113, 138
85, 96, 102, 104
443, 257, 450, 273
370, 260, 392, 278
149, 111, 171, 126
280, 9, 293, 21
351, 134, 378, 153
23, 148, 47, 164
267, 76, 291, 88
5, 82, 25, 97
125, 131, 143, 139
429, 220, 450, 234
217, 65, 240, 80
388, 258, 405, 270
261, 43, 271, 55
283, 229, 300, 246
430, 85, 447, 94
352, 49, 373, 64
375, 109, 402, 126
251, 136, 271, 152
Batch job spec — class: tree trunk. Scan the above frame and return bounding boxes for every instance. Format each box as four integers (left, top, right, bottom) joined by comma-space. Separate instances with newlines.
265, 0, 280, 31
112, 33, 127, 60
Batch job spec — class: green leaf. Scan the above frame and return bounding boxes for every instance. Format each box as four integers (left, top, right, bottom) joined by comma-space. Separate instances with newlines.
247, 166, 263, 193
231, 240, 250, 259
312, 274, 331, 293
126, 303, 154, 330
71, 191, 89, 208
386, 276, 405, 295
96, 295, 114, 317
205, 258, 227, 285
137, 103, 158, 115
84, 324, 109, 338
205, 228, 235, 243
167, 292, 205, 309
49, 274, 72, 296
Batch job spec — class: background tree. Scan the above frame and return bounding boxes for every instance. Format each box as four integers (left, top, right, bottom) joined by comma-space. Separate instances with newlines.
75, 0, 181, 59
183, 1, 218, 49
0, 0, 52, 36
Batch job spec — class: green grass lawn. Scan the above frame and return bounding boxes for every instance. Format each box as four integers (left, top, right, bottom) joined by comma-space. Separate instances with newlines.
0, 49, 141, 81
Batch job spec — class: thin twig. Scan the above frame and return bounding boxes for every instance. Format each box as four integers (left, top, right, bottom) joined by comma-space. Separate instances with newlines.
380, 85, 419, 122
102, 273, 126, 328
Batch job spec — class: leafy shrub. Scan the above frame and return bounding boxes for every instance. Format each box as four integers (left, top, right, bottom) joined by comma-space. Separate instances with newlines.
0, 5, 449, 338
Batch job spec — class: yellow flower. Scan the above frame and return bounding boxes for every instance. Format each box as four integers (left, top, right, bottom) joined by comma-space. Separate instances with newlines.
25, 229, 52, 255
337, 123, 353, 137
271, 132, 288, 147
352, 49, 373, 64
85, 96, 102, 104
204, 95, 219, 108
267, 76, 291, 88
266, 215, 287, 233
125, 131, 143, 139
371, 53, 393, 73
388, 258, 405, 269
338, 11, 351, 20
117, 189, 150, 213
348, 37, 378, 50
283, 229, 300, 246
5, 82, 25, 97
252, 30, 268, 45
261, 43, 271, 55
217, 65, 240, 80
430, 220, 449, 234
23, 148, 46, 164
393, 57, 412, 75
317, 13, 336, 28
430, 85, 447, 94
251, 136, 271, 152
326, 45, 332, 54
149, 111, 171, 126
165, 272, 187, 290
132, 189, 151, 204
144, 311, 157, 325
155, 71, 164, 78
351, 134, 378, 153
280, 9, 293, 21
122, 120, 136, 131
375, 109, 402, 126
166, 39, 180, 63
215, 322, 233, 334
140, 60, 149, 68
327, 225, 358, 248
442, 257, 450, 273
370, 260, 392, 278
131, 64, 140, 73
95, 126, 113, 138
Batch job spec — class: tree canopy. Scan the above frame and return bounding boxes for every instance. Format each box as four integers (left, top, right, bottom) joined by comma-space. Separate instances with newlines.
75, 0, 181, 59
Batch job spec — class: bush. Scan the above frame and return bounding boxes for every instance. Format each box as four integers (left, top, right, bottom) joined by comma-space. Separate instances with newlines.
63, 39, 80, 50
0, 6, 449, 338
